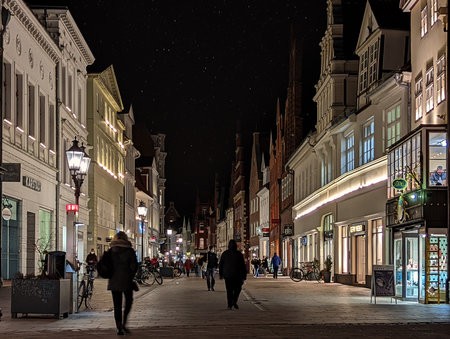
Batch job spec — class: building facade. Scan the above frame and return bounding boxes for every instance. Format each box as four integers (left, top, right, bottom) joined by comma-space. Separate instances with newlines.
86, 65, 125, 255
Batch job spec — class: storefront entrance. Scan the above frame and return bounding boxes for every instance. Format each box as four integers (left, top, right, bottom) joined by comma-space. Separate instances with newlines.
394, 229, 419, 300
356, 235, 366, 284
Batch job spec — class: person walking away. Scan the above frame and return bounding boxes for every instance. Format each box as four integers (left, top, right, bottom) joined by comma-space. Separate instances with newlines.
184, 258, 192, 277
271, 252, 281, 279
219, 239, 247, 309
262, 256, 268, 276
252, 257, 260, 278
206, 246, 218, 291
108, 231, 138, 335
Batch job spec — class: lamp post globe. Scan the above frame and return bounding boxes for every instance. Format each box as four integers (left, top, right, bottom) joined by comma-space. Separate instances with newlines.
137, 201, 148, 262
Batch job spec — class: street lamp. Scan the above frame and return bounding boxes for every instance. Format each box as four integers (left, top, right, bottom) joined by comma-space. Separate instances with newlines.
65, 137, 91, 264
66, 138, 91, 205
167, 227, 173, 263
137, 201, 147, 263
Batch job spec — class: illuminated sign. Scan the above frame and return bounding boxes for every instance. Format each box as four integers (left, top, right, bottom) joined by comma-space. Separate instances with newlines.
349, 224, 365, 234
392, 178, 407, 190
66, 204, 79, 212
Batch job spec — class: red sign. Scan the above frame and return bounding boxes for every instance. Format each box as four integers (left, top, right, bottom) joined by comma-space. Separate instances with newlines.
66, 204, 79, 212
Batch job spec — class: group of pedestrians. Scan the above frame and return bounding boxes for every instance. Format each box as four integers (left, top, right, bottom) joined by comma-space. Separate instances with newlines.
251, 253, 282, 279
100, 230, 281, 336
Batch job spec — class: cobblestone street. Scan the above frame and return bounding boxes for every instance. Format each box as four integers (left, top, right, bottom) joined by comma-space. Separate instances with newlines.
1, 275, 450, 338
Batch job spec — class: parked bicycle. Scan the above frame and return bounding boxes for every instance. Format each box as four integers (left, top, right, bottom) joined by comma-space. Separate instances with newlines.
290, 260, 322, 282
135, 261, 164, 285
77, 263, 95, 311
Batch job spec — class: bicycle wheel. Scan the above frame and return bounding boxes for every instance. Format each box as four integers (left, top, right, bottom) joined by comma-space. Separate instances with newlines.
85, 280, 94, 309
310, 269, 321, 282
141, 269, 155, 286
153, 270, 163, 285
77, 280, 86, 311
290, 268, 303, 282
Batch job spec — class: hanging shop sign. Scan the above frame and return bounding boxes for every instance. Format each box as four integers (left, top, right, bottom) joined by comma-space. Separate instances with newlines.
2, 207, 12, 220
301, 236, 307, 246
262, 227, 270, 237
392, 178, 407, 191
1, 163, 21, 182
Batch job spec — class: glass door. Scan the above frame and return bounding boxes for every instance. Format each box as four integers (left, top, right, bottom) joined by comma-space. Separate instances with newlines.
356, 235, 366, 284
394, 230, 419, 300
405, 235, 419, 299
394, 236, 403, 297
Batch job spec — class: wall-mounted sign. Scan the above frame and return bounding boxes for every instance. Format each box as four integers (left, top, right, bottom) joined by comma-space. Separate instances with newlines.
392, 178, 407, 191
301, 236, 307, 246
283, 224, 293, 236
2, 207, 12, 220
66, 204, 79, 212
22, 176, 41, 192
1, 163, 21, 182
349, 224, 365, 234
262, 227, 270, 237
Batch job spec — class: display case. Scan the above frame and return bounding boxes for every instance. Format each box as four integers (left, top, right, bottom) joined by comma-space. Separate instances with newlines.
425, 236, 447, 304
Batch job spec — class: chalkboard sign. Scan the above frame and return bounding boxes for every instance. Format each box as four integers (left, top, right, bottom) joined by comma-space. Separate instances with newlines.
370, 265, 395, 304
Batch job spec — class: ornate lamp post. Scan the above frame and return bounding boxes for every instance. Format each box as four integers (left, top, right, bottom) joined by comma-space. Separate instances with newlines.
137, 201, 147, 262
65, 137, 90, 264
66, 138, 91, 206
167, 227, 173, 264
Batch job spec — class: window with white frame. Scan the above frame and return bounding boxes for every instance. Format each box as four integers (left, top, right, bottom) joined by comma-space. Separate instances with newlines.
415, 76, 423, 120
341, 132, 354, 174
437, 54, 446, 104
359, 50, 368, 93
371, 219, 383, 266
431, 0, 438, 26
387, 132, 421, 198
342, 226, 349, 273
323, 214, 333, 262
362, 118, 375, 164
421, 6, 428, 37
386, 104, 401, 148
368, 41, 379, 85
425, 66, 434, 113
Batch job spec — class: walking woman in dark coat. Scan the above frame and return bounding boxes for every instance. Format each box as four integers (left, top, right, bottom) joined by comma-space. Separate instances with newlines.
219, 239, 247, 309
108, 231, 138, 335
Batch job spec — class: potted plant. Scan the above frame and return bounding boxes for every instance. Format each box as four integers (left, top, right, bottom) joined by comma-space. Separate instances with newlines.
323, 255, 333, 283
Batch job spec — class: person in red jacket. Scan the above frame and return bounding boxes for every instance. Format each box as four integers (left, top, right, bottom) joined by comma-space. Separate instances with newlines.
184, 258, 192, 277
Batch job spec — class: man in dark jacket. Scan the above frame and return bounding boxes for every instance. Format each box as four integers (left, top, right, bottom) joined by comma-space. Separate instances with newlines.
206, 246, 218, 291
219, 239, 247, 309
107, 231, 138, 335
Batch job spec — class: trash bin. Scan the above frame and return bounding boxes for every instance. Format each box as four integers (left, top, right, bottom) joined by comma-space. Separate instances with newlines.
45, 251, 66, 278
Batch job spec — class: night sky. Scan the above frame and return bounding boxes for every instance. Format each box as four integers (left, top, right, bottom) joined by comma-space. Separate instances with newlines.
26, 0, 327, 217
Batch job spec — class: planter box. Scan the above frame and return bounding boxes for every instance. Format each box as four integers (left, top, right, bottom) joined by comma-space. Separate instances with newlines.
11, 279, 70, 319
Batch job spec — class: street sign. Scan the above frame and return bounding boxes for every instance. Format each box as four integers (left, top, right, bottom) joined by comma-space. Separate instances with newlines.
2, 207, 11, 220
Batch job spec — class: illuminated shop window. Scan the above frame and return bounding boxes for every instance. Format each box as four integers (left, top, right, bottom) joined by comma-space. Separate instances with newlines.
428, 131, 447, 187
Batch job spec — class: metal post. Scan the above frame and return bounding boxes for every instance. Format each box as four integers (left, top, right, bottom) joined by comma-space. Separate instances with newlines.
0, 4, 10, 286
141, 218, 144, 262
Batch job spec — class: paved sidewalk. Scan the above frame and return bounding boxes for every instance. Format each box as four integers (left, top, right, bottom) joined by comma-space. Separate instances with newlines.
1, 274, 450, 338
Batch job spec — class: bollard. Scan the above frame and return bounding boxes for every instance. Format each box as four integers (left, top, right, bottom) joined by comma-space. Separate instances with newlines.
0, 307, 2, 321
